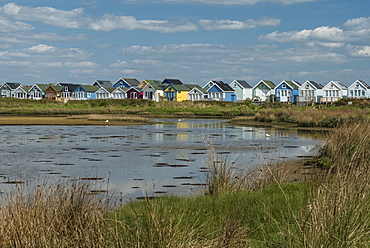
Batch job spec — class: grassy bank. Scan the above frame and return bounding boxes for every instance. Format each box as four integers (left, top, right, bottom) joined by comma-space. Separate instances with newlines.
231, 105, 370, 128
0, 121, 368, 247
1, 98, 370, 128
107, 184, 310, 247
0, 98, 256, 117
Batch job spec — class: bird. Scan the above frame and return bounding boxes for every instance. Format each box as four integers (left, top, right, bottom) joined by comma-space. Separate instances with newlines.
265, 133, 271, 137
105, 119, 109, 123
178, 119, 181, 122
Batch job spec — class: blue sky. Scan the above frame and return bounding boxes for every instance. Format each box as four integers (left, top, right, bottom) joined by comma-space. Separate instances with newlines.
0, 0, 369, 86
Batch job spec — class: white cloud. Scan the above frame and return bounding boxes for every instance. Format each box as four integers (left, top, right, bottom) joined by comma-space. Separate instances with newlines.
287, 51, 346, 63
126, 0, 317, 5
64, 61, 99, 68
120, 44, 347, 64
27, 44, 56, 53
110, 60, 129, 67
356, 46, 370, 56
344, 17, 370, 30
199, 18, 280, 31
115, 43, 349, 84
0, 3, 88, 29
0, 3, 283, 33
0, 3, 197, 33
260, 26, 344, 42
0, 32, 87, 48
259, 24, 370, 47
0, 44, 98, 83
88, 14, 198, 32
0, 17, 34, 32
347, 45, 370, 57
0, 44, 92, 61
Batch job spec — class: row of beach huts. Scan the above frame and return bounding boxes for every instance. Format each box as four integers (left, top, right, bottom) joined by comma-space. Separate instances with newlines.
0, 78, 369, 105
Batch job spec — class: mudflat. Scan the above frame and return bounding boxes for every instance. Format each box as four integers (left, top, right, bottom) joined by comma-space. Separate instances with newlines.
0, 116, 143, 125
0, 115, 323, 180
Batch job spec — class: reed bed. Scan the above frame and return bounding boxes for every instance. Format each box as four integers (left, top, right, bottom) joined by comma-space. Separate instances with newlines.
236, 107, 370, 127
107, 182, 309, 247
0, 180, 111, 248
300, 121, 370, 247
203, 140, 245, 194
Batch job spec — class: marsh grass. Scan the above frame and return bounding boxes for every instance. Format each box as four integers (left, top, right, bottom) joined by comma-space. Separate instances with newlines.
318, 120, 370, 169
0, 180, 111, 248
301, 121, 370, 247
251, 108, 369, 127
203, 140, 246, 194
106, 196, 204, 248
0, 98, 254, 117
67, 114, 150, 122
107, 183, 311, 247
203, 138, 303, 195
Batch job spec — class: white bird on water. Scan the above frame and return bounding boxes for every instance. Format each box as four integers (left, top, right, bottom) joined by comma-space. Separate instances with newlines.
105, 119, 109, 123
265, 133, 271, 137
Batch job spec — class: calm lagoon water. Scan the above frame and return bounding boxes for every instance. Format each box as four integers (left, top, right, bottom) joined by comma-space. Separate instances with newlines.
0, 119, 326, 200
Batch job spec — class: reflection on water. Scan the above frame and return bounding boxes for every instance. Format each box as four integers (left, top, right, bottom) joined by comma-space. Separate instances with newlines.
0, 119, 326, 200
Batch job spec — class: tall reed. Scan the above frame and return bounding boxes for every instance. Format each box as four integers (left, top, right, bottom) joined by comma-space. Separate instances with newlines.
203, 140, 261, 195
300, 121, 370, 247
0, 180, 111, 248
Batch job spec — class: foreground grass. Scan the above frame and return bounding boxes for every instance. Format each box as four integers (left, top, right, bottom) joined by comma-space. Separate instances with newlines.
0, 180, 110, 247
0, 121, 369, 247
107, 183, 310, 247
305, 121, 370, 247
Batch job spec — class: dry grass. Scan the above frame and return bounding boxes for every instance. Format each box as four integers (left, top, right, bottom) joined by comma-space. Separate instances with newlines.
300, 121, 370, 247
251, 108, 369, 128
203, 140, 255, 195
203, 140, 299, 195
0, 180, 111, 248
